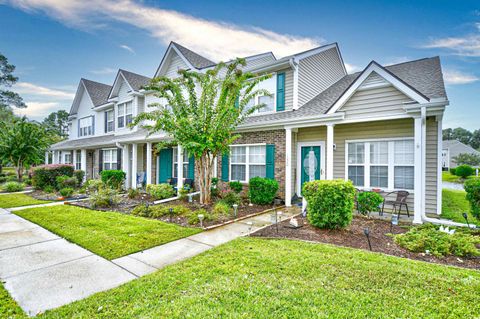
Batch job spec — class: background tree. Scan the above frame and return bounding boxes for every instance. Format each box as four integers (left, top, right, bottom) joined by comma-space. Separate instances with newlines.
132, 59, 270, 204
442, 128, 453, 141
471, 129, 480, 150
453, 153, 480, 167
0, 53, 26, 111
42, 110, 69, 139
0, 117, 50, 181
452, 127, 473, 146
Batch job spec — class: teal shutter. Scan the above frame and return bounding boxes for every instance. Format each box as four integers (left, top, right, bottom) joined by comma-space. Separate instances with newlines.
221, 154, 229, 182
266, 144, 275, 179
276, 72, 285, 112
188, 155, 195, 179
158, 148, 173, 183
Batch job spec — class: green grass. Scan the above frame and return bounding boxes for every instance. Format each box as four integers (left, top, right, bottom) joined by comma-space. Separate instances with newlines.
442, 171, 475, 183
0, 282, 26, 319
39, 238, 480, 319
0, 193, 51, 208
14, 205, 201, 260
441, 188, 478, 226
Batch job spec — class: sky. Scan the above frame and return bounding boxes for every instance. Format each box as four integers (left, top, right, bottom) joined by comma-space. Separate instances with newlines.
0, 0, 479, 130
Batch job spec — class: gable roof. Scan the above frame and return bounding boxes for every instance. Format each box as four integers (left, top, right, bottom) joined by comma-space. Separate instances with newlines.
108, 69, 151, 100
443, 139, 480, 155
241, 56, 447, 127
82, 79, 112, 107
171, 42, 216, 69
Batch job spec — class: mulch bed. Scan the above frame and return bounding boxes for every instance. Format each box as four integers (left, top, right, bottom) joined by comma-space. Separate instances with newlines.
155, 200, 272, 228
69, 193, 156, 214
252, 215, 480, 270
28, 190, 87, 202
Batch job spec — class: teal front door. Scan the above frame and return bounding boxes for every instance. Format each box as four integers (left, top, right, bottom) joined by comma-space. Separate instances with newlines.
300, 146, 321, 194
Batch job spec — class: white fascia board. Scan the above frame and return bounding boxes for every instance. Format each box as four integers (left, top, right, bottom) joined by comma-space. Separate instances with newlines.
246, 60, 291, 74
80, 80, 96, 110
155, 43, 196, 77
238, 112, 345, 131
92, 102, 115, 112
327, 62, 430, 115
107, 71, 123, 100
69, 80, 84, 116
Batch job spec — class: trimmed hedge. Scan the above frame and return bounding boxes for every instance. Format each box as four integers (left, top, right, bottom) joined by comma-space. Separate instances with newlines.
465, 178, 480, 220
455, 164, 474, 179
229, 181, 243, 193
357, 191, 384, 216
56, 175, 77, 190
146, 184, 175, 200
303, 179, 355, 229
100, 170, 126, 190
248, 177, 279, 205
32, 164, 74, 190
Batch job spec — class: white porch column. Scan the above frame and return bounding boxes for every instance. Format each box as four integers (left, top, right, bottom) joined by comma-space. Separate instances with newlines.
177, 145, 184, 192
52, 151, 57, 164
436, 115, 443, 215
326, 124, 335, 180
80, 149, 87, 180
59, 151, 64, 164
146, 142, 152, 185
131, 143, 138, 189
285, 128, 293, 207
72, 150, 77, 168
122, 145, 130, 188
45, 152, 49, 165
413, 109, 427, 224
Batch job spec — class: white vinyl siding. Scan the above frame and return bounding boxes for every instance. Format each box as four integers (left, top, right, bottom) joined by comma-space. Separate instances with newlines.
164, 51, 189, 78
298, 47, 345, 107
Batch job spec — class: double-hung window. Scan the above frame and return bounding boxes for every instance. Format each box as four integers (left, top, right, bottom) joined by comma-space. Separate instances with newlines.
79, 116, 94, 137
102, 149, 118, 170
106, 110, 114, 132
75, 151, 81, 170
230, 145, 266, 182
172, 148, 189, 178
117, 101, 133, 128
243, 75, 276, 114
347, 139, 414, 190
64, 153, 72, 165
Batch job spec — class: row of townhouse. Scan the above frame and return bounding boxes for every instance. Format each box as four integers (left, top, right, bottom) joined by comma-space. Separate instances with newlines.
49, 41, 449, 224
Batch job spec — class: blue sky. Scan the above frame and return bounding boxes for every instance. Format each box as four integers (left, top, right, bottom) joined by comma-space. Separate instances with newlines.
0, 0, 479, 130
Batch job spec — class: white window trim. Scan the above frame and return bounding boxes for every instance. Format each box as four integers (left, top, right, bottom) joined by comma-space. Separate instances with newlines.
106, 109, 114, 132
64, 153, 72, 165
102, 148, 118, 171
296, 141, 326, 195
75, 151, 81, 170
229, 144, 267, 183
117, 99, 134, 129
344, 137, 415, 192
246, 73, 277, 117
78, 116, 94, 137
172, 148, 189, 178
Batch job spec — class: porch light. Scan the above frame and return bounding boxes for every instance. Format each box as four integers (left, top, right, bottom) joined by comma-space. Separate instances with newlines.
363, 228, 372, 251
169, 207, 174, 222
198, 214, 205, 228
390, 214, 398, 233
188, 194, 193, 203
462, 212, 470, 228
232, 204, 238, 218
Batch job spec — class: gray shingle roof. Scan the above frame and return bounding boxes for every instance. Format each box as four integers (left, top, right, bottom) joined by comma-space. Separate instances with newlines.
50, 134, 116, 150
82, 79, 112, 107
242, 56, 447, 127
172, 42, 216, 69
120, 69, 151, 91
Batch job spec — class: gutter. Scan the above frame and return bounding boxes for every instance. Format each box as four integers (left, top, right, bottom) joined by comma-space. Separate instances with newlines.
237, 112, 345, 131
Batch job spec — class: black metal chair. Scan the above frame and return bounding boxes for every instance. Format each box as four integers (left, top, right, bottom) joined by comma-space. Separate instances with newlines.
381, 191, 410, 218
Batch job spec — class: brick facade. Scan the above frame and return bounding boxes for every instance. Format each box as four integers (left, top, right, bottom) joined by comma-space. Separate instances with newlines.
217, 129, 286, 199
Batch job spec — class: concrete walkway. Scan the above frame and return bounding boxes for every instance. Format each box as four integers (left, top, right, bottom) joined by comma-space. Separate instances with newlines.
0, 205, 299, 316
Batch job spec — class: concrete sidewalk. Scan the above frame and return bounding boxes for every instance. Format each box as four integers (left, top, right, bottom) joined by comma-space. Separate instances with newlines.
1, 205, 299, 316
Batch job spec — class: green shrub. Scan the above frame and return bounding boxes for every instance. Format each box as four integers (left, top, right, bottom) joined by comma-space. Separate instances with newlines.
449, 167, 457, 176
6, 175, 18, 182
2, 181, 24, 192
464, 178, 480, 219
187, 208, 213, 225
146, 183, 175, 200
229, 181, 243, 193
56, 175, 77, 190
0, 176, 6, 184
357, 191, 384, 216
394, 224, 480, 257
59, 187, 74, 198
221, 190, 241, 206
131, 204, 152, 217
303, 179, 355, 229
100, 170, 126, 190
150, 205, 191, 218
455, 164, 474, 179
73, 170, 85, 186
89, 186, 120, 208
178, 187, 189, 201
248, 177, 279, 205
211, 177, 219, 198
213, 202, 230, 216
84, 179, 104, 194
43, 185, 55, 193
32, 164, 74, 190
23, 178, 32, 186
127, 188, 140, 199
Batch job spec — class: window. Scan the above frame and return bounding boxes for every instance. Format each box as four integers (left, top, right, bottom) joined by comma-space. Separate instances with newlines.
243, 74, 276, 115
230, 145, 266, 182
117, 101, 133, 128
106, 110, 114, 132
258, 95, 274, 113
172, 148, 189, 178
102, 149, 118, 170
347, 139, 414, 190
75, 151, 81, 170
64, 153, 72, 164
79, 116, 93, 137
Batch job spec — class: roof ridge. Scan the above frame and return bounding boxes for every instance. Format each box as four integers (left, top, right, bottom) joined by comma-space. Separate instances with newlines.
81, 78, 111, 87
119, 69, 151, 79
384, 56, 439, 68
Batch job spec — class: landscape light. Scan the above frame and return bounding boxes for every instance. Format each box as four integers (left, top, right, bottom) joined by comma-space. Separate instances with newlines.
247, 221, 254, 235
198, 214, 205, 228
462, 212, 470, 228
169, 207, 174, 222
233, 204, 238, 219
363, 228, 372, 251
391, 214, 398, 233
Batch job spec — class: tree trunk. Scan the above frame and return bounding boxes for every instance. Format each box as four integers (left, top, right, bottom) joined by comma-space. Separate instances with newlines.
197, 153, 214, 205
17, 164, 23, 182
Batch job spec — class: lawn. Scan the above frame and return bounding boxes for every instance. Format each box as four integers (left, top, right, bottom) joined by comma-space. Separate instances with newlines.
38, 238, 480, 319
0, 282, 27, 319
442, 171, 475, 183
441, 189, 478, 226
0, 193, 51, 208
14, 205, 201, 260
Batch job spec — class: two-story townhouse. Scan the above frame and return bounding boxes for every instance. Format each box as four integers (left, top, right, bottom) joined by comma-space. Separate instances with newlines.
49, 41, 448, 224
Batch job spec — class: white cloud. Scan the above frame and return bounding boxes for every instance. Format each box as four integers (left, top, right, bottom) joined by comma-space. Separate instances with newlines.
120, 44, 135, 54
4, 0, 324, 60
422, 30, 480, 57
90, 67, 117, 75
344, 63, 360, 74
13, 102, 63, 118
443, 70, 479, 85
14, 82, 75, 99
